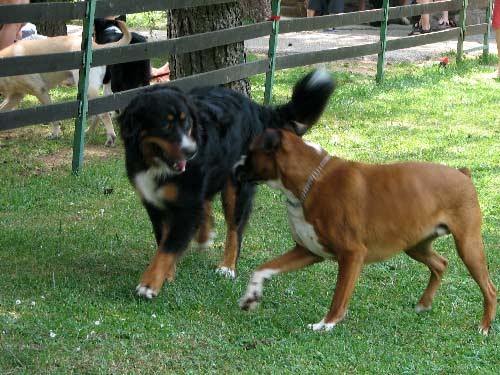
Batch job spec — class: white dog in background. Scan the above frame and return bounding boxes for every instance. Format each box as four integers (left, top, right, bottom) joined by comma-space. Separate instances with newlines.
0, 20, 131, 146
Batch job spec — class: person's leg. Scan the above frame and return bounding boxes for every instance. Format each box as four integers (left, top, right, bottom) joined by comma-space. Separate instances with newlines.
409, 0, 431, 34
0, 0, 30, 50
307, 0, 323, 17
418, 0, 431, 31
358, 0, 366, 11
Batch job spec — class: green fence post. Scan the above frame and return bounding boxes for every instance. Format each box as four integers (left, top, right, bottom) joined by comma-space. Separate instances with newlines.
483, 0, 493, 62
72, 0, 96, 174
457, 0, 468, 63
376, 0, 390, 83
264, 0, 281, 105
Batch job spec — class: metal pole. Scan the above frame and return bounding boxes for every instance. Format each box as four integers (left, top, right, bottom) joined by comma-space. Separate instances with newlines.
483, 0, 493, 62
376, 0, 390, 83
72, 0, 96, 174
264, 0, 281, 105
457, 0, 468, 63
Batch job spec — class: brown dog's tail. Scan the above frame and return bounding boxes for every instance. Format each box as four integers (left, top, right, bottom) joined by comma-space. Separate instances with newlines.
458, 167, 472, 178
92, 20, 131, 49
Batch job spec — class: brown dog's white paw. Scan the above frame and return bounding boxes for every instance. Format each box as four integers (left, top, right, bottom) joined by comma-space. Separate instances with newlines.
478, 325, 490, 336
307, 319, 336, 331
215, 266, 236, 279
415, 304, 432, 313
136, 284, 158, 299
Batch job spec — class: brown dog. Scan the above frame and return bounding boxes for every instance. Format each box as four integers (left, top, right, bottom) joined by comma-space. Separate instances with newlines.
235, 128, 497, 335
0, 20, 131, 146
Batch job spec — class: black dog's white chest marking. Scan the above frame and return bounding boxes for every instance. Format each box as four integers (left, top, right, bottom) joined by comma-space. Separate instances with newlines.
134, 164, 179, 208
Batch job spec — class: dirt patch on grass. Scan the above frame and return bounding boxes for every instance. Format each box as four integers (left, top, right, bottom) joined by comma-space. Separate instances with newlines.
37, 145, 123, 171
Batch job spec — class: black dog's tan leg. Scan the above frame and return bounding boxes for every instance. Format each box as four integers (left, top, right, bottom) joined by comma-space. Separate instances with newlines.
217, 182, 238, 278
406, 241, 448, 312
195, 200, 215, 251
310, 249, 366, 331
240, 245, 323, 310
452, 227, 497, 335
136, 249, 177, 299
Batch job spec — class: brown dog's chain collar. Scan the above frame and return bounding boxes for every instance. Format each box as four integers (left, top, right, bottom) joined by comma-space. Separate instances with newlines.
299, 154, 331, 204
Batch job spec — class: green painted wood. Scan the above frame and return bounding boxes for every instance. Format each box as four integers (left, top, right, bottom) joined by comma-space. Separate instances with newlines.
264, 0, 281, 105
72, 0, 96, 174
376, 0, 390, 83
0, 22, 272, 78
483, 0, 493, 60
457, 0, 468, 62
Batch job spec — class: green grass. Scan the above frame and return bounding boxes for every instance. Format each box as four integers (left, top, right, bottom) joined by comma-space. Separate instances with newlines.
1, 56, 499, 374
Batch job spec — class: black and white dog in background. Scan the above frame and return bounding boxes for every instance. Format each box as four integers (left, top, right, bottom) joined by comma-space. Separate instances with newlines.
94, 16, 151, 94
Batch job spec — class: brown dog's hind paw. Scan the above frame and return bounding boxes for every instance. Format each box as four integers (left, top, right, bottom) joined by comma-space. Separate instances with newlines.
136, 284, 158, 299
478, 325, 490, 336
415, 304, 432, 313
307, 319, 336, 331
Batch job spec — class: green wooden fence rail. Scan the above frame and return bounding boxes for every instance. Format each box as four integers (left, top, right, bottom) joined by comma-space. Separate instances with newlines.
0, 0, 494, 173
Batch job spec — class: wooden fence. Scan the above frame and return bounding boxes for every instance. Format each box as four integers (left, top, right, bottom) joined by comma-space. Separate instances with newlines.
0, 0, 494, 172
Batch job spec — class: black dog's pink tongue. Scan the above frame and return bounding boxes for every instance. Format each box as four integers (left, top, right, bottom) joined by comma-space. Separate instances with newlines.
175, 160, 187, 172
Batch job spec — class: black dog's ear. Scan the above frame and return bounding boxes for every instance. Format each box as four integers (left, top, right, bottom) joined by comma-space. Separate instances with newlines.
186, 99, 202, 142
117, 99, 142, 141
260, 129, 282, 154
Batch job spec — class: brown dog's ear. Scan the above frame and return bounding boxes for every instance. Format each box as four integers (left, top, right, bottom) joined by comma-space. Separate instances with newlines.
260, 129, 282, 154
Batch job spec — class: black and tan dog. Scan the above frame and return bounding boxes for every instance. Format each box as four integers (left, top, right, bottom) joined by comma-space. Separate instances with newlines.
235, 128, 497, 335
118, 70, 335, 299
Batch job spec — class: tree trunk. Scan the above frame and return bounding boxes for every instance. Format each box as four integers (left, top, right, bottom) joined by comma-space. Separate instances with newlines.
167, 3, 250, 96
241, 0, 271, 22
31, 0, 67, 36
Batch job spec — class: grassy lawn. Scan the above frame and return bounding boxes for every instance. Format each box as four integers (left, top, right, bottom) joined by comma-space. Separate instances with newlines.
1, 56, 499, 374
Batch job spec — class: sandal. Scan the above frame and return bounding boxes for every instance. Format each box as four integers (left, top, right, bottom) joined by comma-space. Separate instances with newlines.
408, 23, 432, 36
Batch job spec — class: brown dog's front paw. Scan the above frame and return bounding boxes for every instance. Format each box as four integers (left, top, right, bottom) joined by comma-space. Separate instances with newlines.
136, 284, 158, 299
215, 266, 236, 279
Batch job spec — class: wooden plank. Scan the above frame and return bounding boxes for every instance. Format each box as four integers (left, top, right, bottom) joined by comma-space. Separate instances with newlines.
0, 102, 78, 131
0, 52, 81, 78
88, 59, 270, 115
387, 1, 462, 19
0, 22, 272, 78
465, 24, 488, 36
468, 0, 490, 9
279, 10, 384, 33
0, 0, 236, 24
0, 60, 269, 130
0, 2, 85, 24
276, 43, 380, 70
92, 22, 273, 66
278, 2, 461, 33
386, 28, 460, 51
